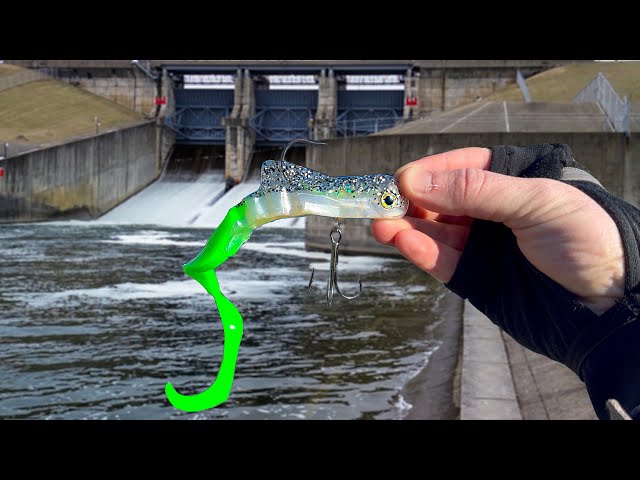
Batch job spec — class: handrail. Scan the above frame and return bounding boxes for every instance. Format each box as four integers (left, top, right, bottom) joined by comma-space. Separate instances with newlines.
574, 72, 630, 137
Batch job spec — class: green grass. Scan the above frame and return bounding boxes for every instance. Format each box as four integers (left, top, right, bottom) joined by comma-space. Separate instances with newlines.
0, 78, 144, 147
486, 61, 640, 102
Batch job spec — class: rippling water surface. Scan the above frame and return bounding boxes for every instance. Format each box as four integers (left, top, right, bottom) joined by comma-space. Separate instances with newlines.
0, 222, 449, 419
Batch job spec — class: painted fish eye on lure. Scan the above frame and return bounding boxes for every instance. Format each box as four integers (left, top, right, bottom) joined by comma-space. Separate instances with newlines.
381, 191, 398, 209
165, 139, 408, 413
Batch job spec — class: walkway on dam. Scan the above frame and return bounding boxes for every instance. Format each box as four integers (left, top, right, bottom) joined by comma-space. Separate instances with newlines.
380, 101, 614, 135
460, 301, 597, 420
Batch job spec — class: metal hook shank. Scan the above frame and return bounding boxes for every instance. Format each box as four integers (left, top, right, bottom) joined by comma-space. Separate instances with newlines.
280, 138, 327, 161
308, 220, 363, 306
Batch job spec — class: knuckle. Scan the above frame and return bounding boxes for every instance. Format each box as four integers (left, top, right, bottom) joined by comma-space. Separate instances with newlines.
452, 168, 487, 208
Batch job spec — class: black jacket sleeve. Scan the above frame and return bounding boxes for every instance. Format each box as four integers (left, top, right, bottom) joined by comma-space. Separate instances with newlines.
444, 144, 640, 420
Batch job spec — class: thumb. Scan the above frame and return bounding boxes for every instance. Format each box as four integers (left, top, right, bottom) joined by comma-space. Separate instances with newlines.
398, 166, 571, 228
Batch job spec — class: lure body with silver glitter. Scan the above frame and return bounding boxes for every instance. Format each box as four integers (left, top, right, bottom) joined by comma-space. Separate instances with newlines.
184, 160, 407, 274
245, 160, 408, 227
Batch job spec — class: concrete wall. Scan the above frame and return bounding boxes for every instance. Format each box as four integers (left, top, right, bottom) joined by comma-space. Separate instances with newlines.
0, 69, 50, 93
55, 68, 157, 117
306, 132, 632, 254
0, 121, 160, 223
157, 117, 176, 172
416, 67, 541, 114
627, 135, 640, 207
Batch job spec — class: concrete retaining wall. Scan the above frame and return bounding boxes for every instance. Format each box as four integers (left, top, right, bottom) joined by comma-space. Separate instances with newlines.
0, 121, 160, 223
1, 65, 158, 116
0, 70, 50, 93
306, 132, 633, 253
415, 67, 543, 114
57, 68, 157, 117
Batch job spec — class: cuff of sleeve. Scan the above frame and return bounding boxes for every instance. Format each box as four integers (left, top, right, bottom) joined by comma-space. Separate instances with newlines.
579, 314, 640, 420
488, 143, 583, 179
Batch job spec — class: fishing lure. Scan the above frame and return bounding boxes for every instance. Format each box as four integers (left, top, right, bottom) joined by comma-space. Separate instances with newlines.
165, 140, 408, 413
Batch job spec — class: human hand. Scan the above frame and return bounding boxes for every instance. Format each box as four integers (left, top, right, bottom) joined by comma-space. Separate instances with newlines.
372, 147, 625, 316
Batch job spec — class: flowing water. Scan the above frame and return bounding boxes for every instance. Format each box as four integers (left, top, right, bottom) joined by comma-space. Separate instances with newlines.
0, 171, 452, 420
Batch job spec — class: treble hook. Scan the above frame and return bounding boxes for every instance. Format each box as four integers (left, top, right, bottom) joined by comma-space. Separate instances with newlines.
308, 219, 363, 306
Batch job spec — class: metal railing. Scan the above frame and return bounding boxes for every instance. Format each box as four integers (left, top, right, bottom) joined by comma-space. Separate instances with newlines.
163, 106, 231, 143
574, 72, 630, 137
249, 109, 315, 144
335, 116, 405, 136
516, 69, 532, 103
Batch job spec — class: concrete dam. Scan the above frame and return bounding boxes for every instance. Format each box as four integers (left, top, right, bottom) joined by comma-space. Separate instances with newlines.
3, 59, 636, 254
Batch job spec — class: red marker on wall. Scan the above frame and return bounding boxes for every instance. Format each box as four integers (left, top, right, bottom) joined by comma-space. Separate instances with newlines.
0, 168, 4, 177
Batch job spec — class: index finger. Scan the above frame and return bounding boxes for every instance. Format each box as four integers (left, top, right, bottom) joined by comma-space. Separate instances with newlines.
396, 147, 492, 178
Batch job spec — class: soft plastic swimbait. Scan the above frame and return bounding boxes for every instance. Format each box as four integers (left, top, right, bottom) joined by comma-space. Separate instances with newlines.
165, 159, 408, 413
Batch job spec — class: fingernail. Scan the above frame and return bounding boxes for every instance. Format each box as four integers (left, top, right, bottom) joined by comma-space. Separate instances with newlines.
405, 168, 433, 195
394, 164, 409, 180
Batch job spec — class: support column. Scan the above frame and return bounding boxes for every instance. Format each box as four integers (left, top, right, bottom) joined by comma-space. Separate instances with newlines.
415, 67, 446, 116
403, 69, 418, 121
157, 68, 175, 173
311, 69, 337, 140
307, 69, 337, 169
160, 68, 175, 118
131, 63, 158, 117
223, 69, 255, 186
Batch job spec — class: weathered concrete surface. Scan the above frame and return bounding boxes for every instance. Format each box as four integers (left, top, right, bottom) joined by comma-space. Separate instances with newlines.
223, 71, 255, 184
380, 101, 612, 134
415, 68, 524, 114
458, 300, 597, 420
626, 137, 640, 209
311, 69, 338, 140
0, 121, 163, 223
60, 68, 157, 117
6, 63, 158, 116
460, 301, 521, 420
502, 332, 597, 420
306, 132, 634, 252
0, 69, 49, 93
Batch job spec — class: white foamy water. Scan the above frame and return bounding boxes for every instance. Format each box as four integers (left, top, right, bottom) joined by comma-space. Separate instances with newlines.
13, 266, 297, 308
395, 395, 413, 414
100, 230, 204, 247
191, 181, 259, 228
99, 230, 401, 273
99, 173, 226, 227
190, 181, 304, 230
98, 175, 304, 230
9, 262, 407, 310
22, 279, 208, 307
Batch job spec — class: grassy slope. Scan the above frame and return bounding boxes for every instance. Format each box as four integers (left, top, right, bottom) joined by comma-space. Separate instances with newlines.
0, 64, 25, 77
0, 67, 143, 147
486, 61, 640, 102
